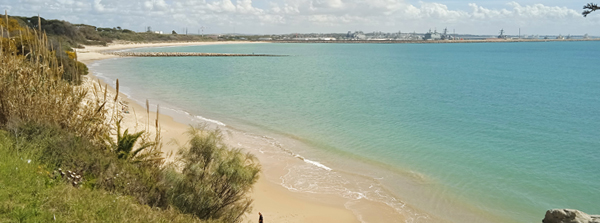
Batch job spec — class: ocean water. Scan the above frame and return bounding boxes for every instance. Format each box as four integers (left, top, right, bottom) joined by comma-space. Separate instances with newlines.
91, 42, 600, 222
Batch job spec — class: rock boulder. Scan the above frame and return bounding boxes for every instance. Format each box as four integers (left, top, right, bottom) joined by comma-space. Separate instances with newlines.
543, 209, 600, 223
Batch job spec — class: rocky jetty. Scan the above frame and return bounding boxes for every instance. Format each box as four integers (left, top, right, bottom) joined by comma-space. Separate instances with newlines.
543, 209, 600, 223
106, 52, 287, 57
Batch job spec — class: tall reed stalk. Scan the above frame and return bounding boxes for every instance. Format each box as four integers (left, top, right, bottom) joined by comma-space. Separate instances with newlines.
0, 22, 109, 145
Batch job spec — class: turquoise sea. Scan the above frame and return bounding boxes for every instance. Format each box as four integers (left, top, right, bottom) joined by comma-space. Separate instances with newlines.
91, 42, 600, 222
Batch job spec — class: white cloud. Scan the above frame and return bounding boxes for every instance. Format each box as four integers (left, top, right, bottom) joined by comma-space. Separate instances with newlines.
506, 2, 579, 19
313, 0, 344, 9
92, 0, 105, 12
415, 2, 468, 21
236, 0, 263, 14
207, 0, 237, 13
2, 0, 598, 35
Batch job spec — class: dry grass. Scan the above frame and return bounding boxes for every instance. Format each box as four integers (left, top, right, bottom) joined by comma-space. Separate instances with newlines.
0, 22, 163, 158
0, 25, 107, 144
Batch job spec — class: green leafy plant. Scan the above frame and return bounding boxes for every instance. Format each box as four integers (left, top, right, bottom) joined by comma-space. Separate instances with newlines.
106, 119, 158, 163
0, 128, 206, 223
164, 127, 261, 222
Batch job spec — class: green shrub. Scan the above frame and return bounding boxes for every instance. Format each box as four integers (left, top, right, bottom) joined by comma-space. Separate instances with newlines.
164, 128, 260, 222
0, 130, 206, 223
77, 60, 89, 75
106, 120, 157, 162
7, 122, 169, 208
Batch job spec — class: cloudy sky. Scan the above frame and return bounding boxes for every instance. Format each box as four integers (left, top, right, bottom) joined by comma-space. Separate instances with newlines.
1, 0, 599, 35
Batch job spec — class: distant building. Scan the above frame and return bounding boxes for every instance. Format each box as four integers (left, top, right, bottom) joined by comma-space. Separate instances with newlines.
287, 36, 333, 41
440, 28, 453, 40
258, 37, 272, 41
424, 29, 441, 40
154, 31, 163, 34
497, 29, 507, 39
347, 31, 366, 40
355, 33, 366, 40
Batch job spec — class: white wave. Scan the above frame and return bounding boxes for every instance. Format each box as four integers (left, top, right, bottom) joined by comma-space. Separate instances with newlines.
344, 190, 367, 200
114, 48, 135, 52
162, 106, 193, 116
194, 115, 226, 126
302, 157, 332, 171
291, 153, 333, 171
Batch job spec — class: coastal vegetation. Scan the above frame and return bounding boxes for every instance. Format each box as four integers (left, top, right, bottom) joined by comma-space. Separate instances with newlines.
0, 15, 88, 84
0, 14, 259, 222
9, 15, 214, 51
165, 128, 260, 222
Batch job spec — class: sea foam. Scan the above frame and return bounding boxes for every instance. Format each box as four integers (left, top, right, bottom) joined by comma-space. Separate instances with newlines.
294, 154, 332, 171
195, 115, 226, 126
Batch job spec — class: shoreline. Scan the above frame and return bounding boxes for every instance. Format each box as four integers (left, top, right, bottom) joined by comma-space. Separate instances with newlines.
77, 41, 363, 223
78, 40, 506, 223
76, 40, 600, 223
261, 38, 600, 44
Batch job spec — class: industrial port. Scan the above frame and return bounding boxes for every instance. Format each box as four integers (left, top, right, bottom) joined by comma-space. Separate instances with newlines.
216, 28, 598, 42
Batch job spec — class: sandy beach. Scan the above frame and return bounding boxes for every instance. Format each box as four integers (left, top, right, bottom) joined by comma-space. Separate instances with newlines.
77, 41, 363, 223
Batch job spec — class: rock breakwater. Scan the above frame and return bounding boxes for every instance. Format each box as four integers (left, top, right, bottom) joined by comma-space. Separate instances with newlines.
105, 52, 287, 57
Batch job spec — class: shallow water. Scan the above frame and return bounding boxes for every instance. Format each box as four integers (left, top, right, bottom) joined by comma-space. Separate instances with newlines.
91, 42, 600, 222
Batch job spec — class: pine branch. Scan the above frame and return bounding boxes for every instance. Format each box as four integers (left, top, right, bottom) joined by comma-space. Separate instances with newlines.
583, 3, 599, 17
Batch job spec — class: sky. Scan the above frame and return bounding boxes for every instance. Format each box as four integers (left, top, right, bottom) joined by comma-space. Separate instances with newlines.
1, 0, 599, 35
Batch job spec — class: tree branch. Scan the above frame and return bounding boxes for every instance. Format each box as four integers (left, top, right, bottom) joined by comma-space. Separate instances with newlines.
583, 3, 600, 17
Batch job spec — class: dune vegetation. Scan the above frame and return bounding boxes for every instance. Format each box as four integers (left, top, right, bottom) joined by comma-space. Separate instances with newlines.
0, 14, 260, 223
8, 14, 214, 51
